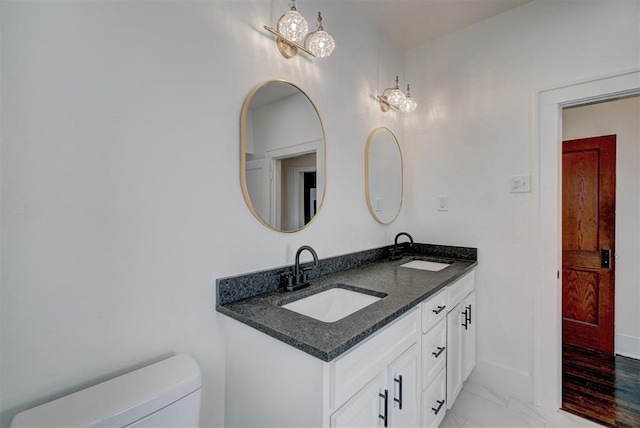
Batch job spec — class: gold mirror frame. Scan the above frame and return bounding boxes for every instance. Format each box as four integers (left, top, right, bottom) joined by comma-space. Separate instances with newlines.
240, 80, 327, 233
365, 127, 403, 225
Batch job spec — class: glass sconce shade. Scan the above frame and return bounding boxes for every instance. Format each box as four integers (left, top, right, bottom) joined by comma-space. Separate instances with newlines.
306, 12, 334, 58
278, 10, 309, 42
306, 30, 335, 57
386, 88, 406, 107
399, 84, 417, 112
399, 97, 417, 113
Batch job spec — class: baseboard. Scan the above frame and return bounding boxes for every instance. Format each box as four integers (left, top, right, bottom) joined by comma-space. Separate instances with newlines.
616, 333, 640, 359
467, 359, 533, 403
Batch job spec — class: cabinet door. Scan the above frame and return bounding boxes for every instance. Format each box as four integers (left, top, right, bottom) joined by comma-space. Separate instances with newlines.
461, 291, 476, 381
446, 303, 463, 409
331, 373, 387, 428
388, 344, 420, 428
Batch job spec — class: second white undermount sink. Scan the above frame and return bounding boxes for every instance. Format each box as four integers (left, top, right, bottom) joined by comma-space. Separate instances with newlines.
400, 260, 451, 271
281, 287, 383, 323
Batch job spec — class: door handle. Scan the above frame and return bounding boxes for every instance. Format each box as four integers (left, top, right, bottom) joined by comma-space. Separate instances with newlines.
601, 249, 611, 269
432, 399, 445, 415
394, 375, 403, 410
461, 308, 469, 330
379, 389, 388, 427
432, 305, 446, 314
432, 346, 446, 358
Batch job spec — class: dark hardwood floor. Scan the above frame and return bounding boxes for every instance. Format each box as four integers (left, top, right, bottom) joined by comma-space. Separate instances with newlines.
563, 344, 640, 427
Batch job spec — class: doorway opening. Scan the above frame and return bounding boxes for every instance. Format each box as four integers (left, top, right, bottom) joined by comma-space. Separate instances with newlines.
533, 69, 640, 413
560, 96, 640, 425
277, 152, 317, 231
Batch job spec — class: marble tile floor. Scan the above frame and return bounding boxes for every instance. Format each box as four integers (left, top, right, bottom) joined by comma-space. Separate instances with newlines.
441, 381, 605, 428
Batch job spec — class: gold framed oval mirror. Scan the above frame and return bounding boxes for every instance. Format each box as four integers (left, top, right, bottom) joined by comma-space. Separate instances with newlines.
240, 80, 326, 232
365, 127, 403, 224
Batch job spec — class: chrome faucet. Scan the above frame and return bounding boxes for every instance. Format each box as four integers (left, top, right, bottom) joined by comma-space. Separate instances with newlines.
282, 245, 319, 292
390, 232, 414, 260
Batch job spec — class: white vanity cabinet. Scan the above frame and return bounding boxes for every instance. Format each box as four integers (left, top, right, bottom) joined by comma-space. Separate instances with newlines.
445, 271, 476, 409
224, 306, 421, 428
223, 269, 476, 428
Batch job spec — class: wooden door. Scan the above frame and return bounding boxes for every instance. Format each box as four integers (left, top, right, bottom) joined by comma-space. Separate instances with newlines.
562, 135, 616, 354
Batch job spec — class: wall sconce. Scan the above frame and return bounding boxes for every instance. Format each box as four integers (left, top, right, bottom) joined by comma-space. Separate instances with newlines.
264, 0, 335, 59
377, 76, 418, 113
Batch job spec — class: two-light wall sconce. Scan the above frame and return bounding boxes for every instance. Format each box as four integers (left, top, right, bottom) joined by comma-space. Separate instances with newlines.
377, 76, 418, 113
264, 0, 335, 59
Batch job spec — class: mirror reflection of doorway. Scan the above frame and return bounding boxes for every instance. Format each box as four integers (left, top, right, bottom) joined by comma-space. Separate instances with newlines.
277, 152, 317, 230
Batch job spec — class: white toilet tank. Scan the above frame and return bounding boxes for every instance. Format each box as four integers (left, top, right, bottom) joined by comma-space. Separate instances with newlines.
11, 354, 201, 427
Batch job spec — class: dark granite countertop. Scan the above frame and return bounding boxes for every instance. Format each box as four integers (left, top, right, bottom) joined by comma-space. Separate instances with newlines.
217, 245, 477, 362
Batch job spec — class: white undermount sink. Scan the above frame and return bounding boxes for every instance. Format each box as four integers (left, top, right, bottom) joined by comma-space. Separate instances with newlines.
281, 287, 382, 323
400, 260, 451, 271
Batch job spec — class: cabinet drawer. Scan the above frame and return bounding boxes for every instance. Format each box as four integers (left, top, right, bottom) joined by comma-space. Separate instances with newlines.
448, 271, 475, 309
421, 370, 447, 428
421, 289, 448, 332
331, 307, 421, 410
422, 318, 446, 388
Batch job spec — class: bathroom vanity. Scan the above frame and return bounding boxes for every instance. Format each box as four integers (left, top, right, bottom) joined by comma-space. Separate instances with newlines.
217, 244, 477, 427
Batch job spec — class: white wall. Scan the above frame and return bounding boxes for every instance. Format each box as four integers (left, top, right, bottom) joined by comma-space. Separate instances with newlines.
0, 2, 406, 427
563, 96, 640, 359
406, 0, 640, 401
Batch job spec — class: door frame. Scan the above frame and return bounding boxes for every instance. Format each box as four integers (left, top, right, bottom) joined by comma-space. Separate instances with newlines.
533, 68, 640, 410
266, 139, 321, 229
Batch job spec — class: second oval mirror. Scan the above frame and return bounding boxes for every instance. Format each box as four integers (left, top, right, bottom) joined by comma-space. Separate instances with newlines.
365, 127, 403, 224
241, 80, 325, 232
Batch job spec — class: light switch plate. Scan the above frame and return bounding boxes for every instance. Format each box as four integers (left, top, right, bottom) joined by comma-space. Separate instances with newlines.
511, 175, 531, 193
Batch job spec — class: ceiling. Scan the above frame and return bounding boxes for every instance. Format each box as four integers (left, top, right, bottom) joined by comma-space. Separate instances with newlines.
355, 0, 533, 50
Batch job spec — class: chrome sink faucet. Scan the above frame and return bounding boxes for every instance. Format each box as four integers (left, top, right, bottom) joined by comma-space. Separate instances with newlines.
282, 245, 319, 292
390, 232, 414, 261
